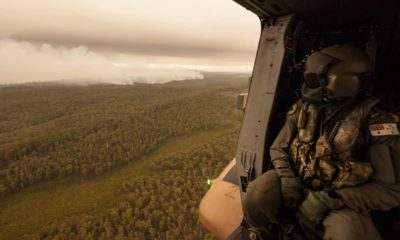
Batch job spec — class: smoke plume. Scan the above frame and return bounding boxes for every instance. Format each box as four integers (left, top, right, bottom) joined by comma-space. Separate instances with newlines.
0, 36, 203, 85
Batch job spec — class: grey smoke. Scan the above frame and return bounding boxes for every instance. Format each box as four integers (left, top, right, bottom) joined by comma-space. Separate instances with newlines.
0, 36, 204, 85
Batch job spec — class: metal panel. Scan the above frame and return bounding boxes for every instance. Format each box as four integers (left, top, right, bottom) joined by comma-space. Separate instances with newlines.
235, 15, 294, 196
233, 0, 292, 18
233, 0, 386, 28
233, 0, 270, 18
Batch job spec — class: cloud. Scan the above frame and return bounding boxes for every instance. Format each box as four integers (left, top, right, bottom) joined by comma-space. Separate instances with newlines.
0, 0, 260, 62
0, 36, 204, 85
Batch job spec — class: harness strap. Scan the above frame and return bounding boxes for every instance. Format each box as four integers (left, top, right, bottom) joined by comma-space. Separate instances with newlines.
328, 120, 344, 144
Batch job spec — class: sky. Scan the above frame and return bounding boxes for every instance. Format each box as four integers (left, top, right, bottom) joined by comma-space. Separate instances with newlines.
0, 0, 260, 84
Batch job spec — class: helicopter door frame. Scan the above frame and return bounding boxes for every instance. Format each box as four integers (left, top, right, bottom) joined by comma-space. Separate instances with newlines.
235, 15, 296, 200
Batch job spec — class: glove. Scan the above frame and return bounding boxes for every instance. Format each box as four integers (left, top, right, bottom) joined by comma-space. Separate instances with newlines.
280, 176, 303, 209
273, 159, 303, 209
275, 165, 302, 209
296, 190, 341, 231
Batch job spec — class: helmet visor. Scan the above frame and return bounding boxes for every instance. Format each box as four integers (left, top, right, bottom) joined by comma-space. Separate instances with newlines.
304, 52, 340, 89
304, 72, 322, 89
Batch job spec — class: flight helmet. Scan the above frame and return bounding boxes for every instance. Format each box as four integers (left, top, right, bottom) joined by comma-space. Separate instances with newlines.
302, 44, 373, 104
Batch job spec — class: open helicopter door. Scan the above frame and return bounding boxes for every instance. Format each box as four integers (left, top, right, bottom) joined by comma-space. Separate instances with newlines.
199, 13, 298, 239
200, 0, 400, 239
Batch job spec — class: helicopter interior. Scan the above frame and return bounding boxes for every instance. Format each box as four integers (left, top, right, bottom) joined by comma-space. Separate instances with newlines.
265, 16, 400, 154
199, 1, 400, 239
260, 14, 400, 240
199, 2, 400, 240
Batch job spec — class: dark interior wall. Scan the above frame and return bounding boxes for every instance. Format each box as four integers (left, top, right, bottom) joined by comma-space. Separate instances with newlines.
282, 0, 383, 29
374, 0, 400, 110
283, 0, 400, 106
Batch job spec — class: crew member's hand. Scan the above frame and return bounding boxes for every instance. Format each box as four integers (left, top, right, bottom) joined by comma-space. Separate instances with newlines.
279, 168, 303, 209
296, 190, 341, 231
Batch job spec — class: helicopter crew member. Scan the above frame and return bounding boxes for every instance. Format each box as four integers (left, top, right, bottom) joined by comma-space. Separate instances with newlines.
243, 45, 400, 240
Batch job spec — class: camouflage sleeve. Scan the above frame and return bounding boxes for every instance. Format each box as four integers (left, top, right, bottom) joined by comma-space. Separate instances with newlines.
337, 110, 400, 213
269, 101, 299, 174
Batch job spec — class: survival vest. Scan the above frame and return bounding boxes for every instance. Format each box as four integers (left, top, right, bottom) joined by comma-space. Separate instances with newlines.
289, 97, 379, 190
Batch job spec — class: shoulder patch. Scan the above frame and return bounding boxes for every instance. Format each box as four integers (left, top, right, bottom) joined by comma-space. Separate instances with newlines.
369, 123, 400, 136
287, 103, 298, 116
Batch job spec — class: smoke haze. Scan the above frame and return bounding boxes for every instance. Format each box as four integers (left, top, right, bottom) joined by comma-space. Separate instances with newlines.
0, 0, 259, 84
0, 36, 204, 85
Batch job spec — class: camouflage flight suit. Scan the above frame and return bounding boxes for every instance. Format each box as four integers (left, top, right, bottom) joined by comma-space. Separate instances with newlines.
244, 96, 400, 240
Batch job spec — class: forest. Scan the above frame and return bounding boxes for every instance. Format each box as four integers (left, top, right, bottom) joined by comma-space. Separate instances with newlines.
0, 75, 247, 240
36, 131, 239, 240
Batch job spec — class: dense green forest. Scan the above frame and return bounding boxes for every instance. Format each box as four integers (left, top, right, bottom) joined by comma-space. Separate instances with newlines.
0, 75, 246, 239
0, 79, 244, 197
36, 131, 238, 240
